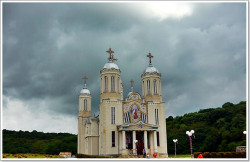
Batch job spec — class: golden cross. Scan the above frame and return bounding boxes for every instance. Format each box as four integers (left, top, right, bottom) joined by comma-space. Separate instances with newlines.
130, 79, 134, 87
83, 76, 88, 84
147, 52, 154, 64
106, 48, 118, 62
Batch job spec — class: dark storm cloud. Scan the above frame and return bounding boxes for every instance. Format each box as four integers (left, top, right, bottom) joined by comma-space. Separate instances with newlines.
3, 2, 246, 130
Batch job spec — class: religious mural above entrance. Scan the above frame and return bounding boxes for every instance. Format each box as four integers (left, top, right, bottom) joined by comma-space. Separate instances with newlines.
123, 92, 148, 124
130, 104, 140, 123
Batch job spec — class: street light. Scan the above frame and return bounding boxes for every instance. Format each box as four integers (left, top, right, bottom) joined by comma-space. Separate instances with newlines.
243, 131, 247, 135
186, 130, 195, 158
173, 139, 178, 158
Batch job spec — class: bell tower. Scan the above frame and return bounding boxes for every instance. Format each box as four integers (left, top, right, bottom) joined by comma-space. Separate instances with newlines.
100, 48, 123, 101
99, 48, 123, 155
141, 52, 162, 102
78, 76, 91, 154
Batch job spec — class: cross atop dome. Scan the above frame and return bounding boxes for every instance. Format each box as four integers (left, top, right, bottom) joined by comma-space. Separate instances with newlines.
130, 79, 134, 87
147, 52, 154, 65
130, 79, 134, 92
106, 48, 118, 62
83, 76, 88, 88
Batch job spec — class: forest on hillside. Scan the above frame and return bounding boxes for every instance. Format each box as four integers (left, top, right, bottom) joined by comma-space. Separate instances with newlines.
2, 130, 77, 155
166, 101, 246, 154
2, 101, 246, 155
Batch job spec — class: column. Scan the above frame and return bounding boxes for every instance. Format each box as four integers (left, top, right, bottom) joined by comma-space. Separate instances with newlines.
154, 131, 158, 153
144, 130, 148, 153
133, 131, 136, 154
122, 131, 126, 154
149, 132, 153, 154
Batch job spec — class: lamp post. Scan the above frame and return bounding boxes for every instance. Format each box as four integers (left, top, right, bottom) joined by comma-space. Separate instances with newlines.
186, 130, 195, 158
173, 139, 178, 158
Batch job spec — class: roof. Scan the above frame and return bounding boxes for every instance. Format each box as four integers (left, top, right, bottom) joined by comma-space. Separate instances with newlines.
103, 62, 119, 70
144, 64, 160, 74
80, 88, 90, 95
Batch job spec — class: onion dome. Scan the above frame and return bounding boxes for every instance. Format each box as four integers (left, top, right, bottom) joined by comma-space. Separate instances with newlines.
103, 62, 119, 70
127, 79, 134, 97
80, 76, 91, 95
80, 88, 90, 95
144, 64, 160, 74
143, 52, 160, 74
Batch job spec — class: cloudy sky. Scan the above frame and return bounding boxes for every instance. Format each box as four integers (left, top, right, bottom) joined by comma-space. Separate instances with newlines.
2, 2, 246, 134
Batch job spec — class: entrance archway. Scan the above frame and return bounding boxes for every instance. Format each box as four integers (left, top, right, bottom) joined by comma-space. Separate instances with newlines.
136, 131, 144, 155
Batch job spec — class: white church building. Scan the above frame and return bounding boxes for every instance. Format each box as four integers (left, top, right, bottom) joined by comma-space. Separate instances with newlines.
77, 48, 168, 157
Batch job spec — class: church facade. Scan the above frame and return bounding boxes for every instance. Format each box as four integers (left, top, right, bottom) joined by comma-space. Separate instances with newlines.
77, 48, 168, 157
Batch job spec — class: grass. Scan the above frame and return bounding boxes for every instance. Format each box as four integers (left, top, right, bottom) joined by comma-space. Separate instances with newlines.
2, 153, 64, 158
3, 153, 191, 159
168, 154, 191, 158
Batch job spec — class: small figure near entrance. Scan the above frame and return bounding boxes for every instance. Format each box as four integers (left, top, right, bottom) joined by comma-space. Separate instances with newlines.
147, 153, 150, 158
143, 148, 146, 158
153, 152, 157, 158
197, 153, 203, 158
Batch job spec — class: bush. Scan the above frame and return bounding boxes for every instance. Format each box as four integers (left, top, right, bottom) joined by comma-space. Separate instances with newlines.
194, 152, 246, 158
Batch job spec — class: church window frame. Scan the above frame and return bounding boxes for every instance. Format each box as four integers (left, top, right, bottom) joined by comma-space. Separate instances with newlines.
142, 81, 145, 96
153, 79, 157, 94
84, 99, 87, 110
111, 76, 115, 92
104, 76, 108, 92
147, 80, 150, 94
111, 107, 115, 124
112, 131, 115, 147
117, 77, 120, 92
124, 112, 130, 123
155, 108, 159, 125
157, 131, 160, 146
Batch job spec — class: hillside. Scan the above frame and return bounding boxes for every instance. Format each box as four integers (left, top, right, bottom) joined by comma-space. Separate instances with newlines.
166, 101, 246, 154
2, 130, 77, 155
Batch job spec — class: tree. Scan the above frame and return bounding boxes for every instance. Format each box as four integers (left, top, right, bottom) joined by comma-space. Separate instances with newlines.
222, 102, 234, 108
166, 116, 174, 121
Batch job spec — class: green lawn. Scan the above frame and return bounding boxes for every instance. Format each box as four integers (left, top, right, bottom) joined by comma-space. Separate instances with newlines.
168, 154, 191, 158
3, 153, 64, 158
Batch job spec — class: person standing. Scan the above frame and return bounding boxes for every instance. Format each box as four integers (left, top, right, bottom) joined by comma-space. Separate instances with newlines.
143, 148, 146, 158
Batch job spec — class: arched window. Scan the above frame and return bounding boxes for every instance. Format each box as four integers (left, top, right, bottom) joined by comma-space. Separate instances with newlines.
153, 79, 157, 94
143, 81, 144, 95
147, 80, 150, 94
117, 77, 120, 92
111, 76, 115, 92
84, 99, 87, 110
155, 108, 159, 125
104, 76, 108, 92
111, 107, 115, 124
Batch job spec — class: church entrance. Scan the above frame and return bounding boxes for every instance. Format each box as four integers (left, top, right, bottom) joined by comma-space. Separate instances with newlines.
136, 131, 144, 155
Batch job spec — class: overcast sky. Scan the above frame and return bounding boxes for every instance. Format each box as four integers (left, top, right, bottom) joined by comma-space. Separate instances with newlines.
2, 2, 246, 134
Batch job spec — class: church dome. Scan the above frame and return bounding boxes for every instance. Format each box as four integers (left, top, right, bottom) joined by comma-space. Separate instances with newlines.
103, 62, 119, 70
127, 92, 133, 98
80, 88, 90, 95
144, 65, 160, 74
